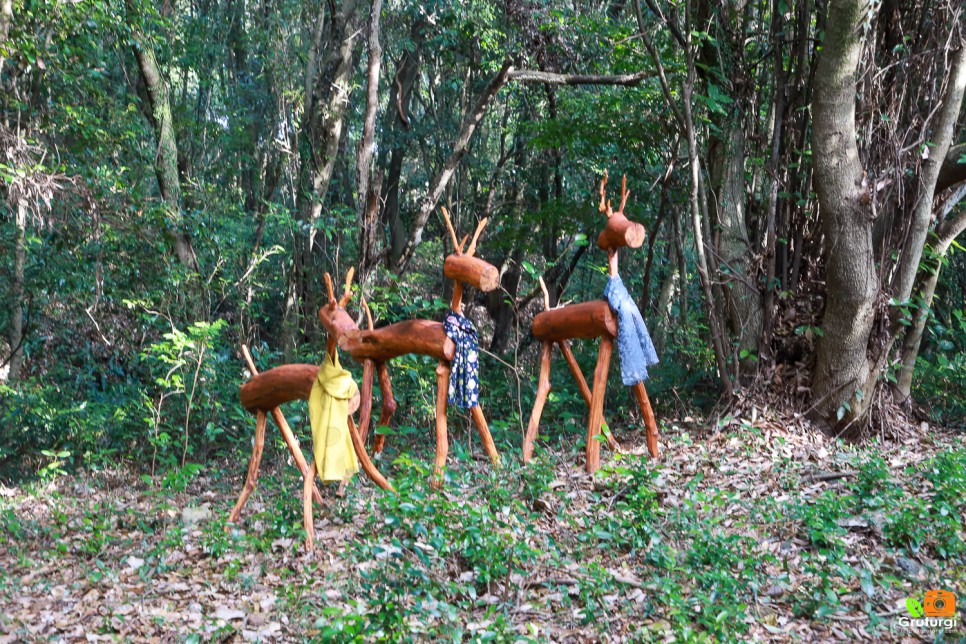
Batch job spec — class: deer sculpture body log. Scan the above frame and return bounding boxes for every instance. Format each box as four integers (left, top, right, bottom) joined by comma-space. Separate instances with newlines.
523, 173, 660, 473
320, 212, 502, 487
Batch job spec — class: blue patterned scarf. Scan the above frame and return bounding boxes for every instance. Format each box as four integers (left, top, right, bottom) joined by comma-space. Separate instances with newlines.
604, 275, 659, 385
443, 310, 480, 409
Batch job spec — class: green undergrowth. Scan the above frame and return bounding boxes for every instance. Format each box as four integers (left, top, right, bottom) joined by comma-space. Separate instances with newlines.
0, 427, 964, 642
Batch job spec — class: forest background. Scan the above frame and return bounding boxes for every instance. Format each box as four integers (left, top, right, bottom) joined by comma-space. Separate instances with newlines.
1, 0, 965, 640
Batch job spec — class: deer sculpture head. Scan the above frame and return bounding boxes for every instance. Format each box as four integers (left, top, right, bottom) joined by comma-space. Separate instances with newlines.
440, 208, 500, 313
596, 172, 646, 275
318, 267, 375, 358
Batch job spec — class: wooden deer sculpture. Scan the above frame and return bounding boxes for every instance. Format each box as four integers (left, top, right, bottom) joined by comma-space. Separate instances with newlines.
323, 212, 502, 486
229, 270, 393, 551
523, 173, 659, 473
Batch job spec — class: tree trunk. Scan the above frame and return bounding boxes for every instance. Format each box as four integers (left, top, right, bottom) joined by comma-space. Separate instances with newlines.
487, 249, 523, 353
811, 0, 877, 435
652, 239, 680, 356
380, 21, 424, 266
300, 0, 359, 263
131, 29, 198, 269
682, 38, 733, 397
7, 199, 26, 382
712, 124, 763, 367
891, 45, 966, 304
895, 205, 966, 398
0, 0, 11, 76
282, 0, 360, 353
357, 0, 383, 277
889, 45, 966, 401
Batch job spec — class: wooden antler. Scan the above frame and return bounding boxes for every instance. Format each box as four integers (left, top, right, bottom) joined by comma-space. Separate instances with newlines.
539, 275, 551, 311
361, 295, 374, 330
598, 171, 613, 218
441, 207, 461, 253
465, 218, 488, 257
597, 170, 645, 250
324, 272, 337, 305
339, 267, 355, 307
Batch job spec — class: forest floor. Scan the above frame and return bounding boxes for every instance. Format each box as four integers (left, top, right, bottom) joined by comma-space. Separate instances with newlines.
0, 409, 964, 642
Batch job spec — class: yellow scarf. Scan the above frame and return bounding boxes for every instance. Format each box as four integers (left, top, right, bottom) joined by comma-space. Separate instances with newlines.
309, 352, 360, 482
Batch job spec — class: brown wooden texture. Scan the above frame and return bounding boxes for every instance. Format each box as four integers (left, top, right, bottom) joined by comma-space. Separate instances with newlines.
586, 336, 613, 474
239, 363, 318, 412
270, 407, 324, 505
522, 341, 553, 463
450, 281, 464, 314
228, 410, 267, 523
357, 359, 375, 441
347, 416, 394, 492
433, 361, 450, 488
597, 212, 645, 250
318, 302, 358, 339
470, 405, 500, 465
239, 347, 322, 505
302, 461, 317, 552
631, 382, 660, 458
443, 253, 500, 292
373, 362, 396, 454
558, 340, 618, 451
532, 300, 617, 342
340, 320, 456, 362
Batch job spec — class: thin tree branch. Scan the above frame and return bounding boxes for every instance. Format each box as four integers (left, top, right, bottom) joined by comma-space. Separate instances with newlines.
507, 69, 656, 86
394, 58, 513, 272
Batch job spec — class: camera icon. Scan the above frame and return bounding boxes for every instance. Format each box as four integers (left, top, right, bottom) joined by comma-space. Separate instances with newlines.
924, 589, 956, 618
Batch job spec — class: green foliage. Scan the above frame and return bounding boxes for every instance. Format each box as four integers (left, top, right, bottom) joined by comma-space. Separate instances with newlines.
795, 490, 850, 551
882, 449, 966, 559
914, 307, 966, 424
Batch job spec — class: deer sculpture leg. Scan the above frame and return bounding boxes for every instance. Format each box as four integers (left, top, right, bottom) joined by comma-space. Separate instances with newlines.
347, 416, 393, 491
523, 341, 553, 463
235, 347, 323, 518
303, 461, 317, 551
433, 360, 451, 487
586, 336, 614, 474
372, 362, 397, 455
558, 339, 619, 452
357, 359, 376, 441
630, 382, 660, 458
470, 406, 500, 465
228, 410, 267, 523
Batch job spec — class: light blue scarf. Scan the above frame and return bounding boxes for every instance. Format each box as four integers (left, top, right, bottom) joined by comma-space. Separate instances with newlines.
604, 275, 659, 385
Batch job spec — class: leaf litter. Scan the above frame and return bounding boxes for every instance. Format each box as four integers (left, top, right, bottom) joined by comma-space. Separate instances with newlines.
0, 407, 963, 641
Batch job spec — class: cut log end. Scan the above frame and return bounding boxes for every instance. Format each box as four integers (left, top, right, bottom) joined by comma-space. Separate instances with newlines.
597, 214, 646, 250
443, 254, 500, 293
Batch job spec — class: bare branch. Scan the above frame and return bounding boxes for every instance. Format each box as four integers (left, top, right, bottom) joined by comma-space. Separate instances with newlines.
339, 267, 355, 307
507, 69, 655, 86
394, 59, 513, 271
